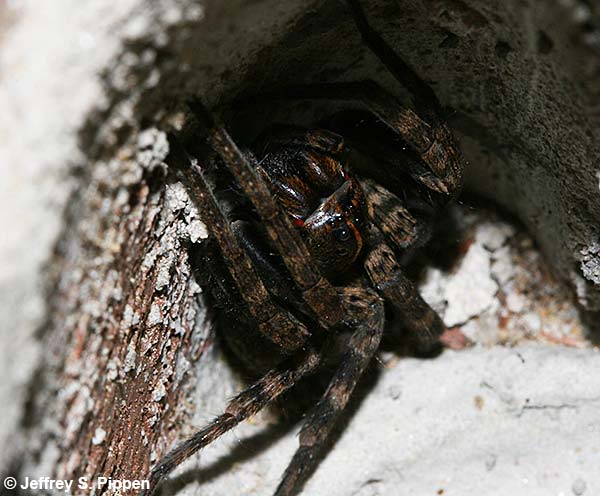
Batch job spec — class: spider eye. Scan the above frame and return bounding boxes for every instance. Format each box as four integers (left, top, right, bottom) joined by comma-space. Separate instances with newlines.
334, 228, 351, 242
336, 248, 349, 256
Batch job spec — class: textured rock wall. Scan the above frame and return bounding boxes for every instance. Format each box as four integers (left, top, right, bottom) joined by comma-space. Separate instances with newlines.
1, 0, 599, 495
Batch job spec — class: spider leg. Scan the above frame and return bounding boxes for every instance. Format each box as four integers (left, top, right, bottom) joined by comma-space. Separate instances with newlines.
345, 0, 463, 196
362, 180, 437, 347
142, 349, 321, 496
324, 110, 448, 209
243, 80, 462, 199
360, 178, 432, 254
256, 125, 346, 157
366, 238, 465, 351
274, 287, 385, 496
344, 0, 441, 118
187, 99, 344, 329
169, 137, 310, 351
360, 182, 468, 351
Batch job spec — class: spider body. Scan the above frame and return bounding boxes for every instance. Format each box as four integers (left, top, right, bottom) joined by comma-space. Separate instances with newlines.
257, 130, 368, 276
143, 1, 465, 494
198, 131, 371, 372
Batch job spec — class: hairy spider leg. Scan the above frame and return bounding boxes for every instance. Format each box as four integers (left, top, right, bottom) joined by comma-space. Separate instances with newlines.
344, 0, 441, 118
168, 136, 310, 351
256, 126, 347, 157
187, 99, 344, 329
243, 80, 462, 198
275, 287, 385, 496
361, 168, 446, 352
365, 240, 445, 351
142, 349, 321, 496
345, 0, 463, 196
360, 178, 429, 252
360, 182, 467, 351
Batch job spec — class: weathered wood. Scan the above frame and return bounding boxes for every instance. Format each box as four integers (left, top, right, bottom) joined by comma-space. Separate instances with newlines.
2, 0, 599, 494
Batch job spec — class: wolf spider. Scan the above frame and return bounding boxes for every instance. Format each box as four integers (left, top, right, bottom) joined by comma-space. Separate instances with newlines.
143, 0, 464, 494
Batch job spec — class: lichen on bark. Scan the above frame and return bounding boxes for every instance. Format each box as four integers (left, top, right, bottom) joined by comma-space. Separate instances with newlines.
26, 128, 211, 491
3, 0, 600, 494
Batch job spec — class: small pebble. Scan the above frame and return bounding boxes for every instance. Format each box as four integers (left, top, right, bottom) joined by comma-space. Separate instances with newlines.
475, 222, 514, 251
506, 291, 526, 313
387, 384, 402, 401
521, 312, 542, 333
484, 453, 497, 471
491, 249, 516, 286
572, 478, 586, 495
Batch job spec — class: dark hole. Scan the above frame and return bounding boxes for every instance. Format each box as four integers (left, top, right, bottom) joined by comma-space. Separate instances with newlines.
439, 31, 459, 49
537, 30, 554, 54
494, 40, 512, 59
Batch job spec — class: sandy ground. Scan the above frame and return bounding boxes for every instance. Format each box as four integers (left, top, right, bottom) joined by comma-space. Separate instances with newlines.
1, 1, 599, 495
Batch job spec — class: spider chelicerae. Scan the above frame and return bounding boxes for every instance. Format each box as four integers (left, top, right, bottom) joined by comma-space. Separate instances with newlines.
144, 0, 465, 494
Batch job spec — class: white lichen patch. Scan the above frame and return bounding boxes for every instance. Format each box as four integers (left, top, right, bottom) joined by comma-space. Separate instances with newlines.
106, 357, 119, 381
121, 304, 135, 329
123, 344, 137, 374
147, 302, 163, 326
152, 382, 166, 402
175, 354, 191, 382
580, 240, 600, 285
155, 254, 175, 291
63, 386, 93, 445
142, 246, 160, 270
92, 427, 106, 445
491, 245, 516, 285
164, 182, 190, 212
419, 267, 447, 315
188, 219, 208, 242
163, 181, 208, 243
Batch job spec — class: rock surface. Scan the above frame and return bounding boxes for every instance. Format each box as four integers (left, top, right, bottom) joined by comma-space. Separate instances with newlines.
1, 0, 599, 495
168, 344, 600, 496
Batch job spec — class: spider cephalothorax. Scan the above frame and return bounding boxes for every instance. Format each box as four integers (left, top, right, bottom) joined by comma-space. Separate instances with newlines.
143, 0, 465, 495
257, 130, 369, 276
